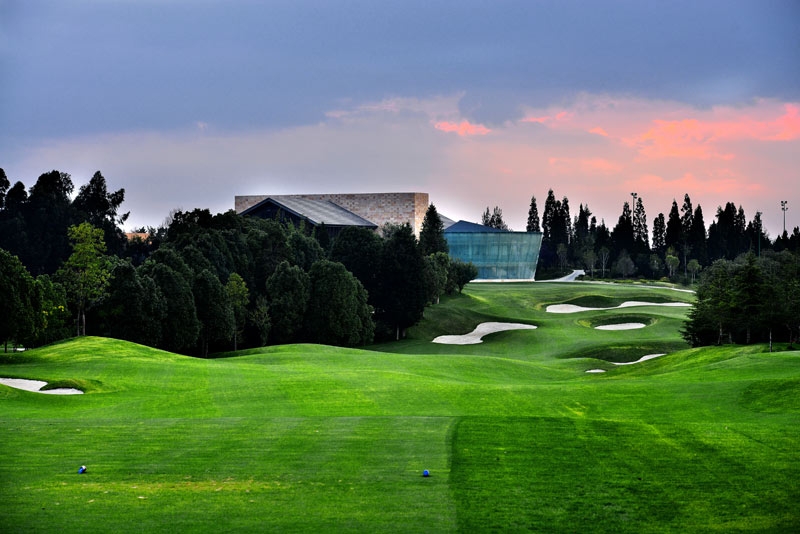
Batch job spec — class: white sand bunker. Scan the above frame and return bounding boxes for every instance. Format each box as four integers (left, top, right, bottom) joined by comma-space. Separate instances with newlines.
0, 378, 83, 395
611, 353, 666, 365
585, 353, 667, 373
433, 322, 537, 345
547, 301, 691, 313
595, 323, 646, 331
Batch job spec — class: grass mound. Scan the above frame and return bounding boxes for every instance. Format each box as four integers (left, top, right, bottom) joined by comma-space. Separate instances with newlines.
740, 377, 800, 413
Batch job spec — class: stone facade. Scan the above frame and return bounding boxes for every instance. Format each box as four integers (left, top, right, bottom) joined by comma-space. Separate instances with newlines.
235, 192, 429, 236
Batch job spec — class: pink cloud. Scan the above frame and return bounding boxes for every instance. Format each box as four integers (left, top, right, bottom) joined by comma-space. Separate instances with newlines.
434, 120, 491, 136
626, 172, 743, 197
520, 110, 573, 126
630, 119, 736, 160
770, 104, 800, 140
625, 102, 800, 161
521, 116, 550, 124
589, 127, 609, 137
548, 156, 622, 175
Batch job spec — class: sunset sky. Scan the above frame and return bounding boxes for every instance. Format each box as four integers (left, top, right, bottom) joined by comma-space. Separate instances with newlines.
2, 1, 798, 237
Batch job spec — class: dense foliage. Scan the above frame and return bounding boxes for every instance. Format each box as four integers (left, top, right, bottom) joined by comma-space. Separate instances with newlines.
682, 251, 800, 348
0, 168, 477, 353
518, 188, 800, 281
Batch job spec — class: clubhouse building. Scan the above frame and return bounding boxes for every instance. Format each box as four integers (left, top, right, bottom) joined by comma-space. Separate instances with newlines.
235, 192, 541, 280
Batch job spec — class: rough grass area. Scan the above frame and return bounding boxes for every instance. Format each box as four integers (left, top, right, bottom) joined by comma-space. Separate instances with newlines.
2, 282, 798, 532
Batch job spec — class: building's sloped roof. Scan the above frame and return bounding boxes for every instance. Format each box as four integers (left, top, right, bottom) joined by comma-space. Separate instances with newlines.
444, 220, 508, 233
243, 195, 378, 227
440, 214, 456, 229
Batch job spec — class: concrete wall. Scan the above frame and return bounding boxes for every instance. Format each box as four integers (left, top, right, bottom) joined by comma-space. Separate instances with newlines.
235, 192, 429, 236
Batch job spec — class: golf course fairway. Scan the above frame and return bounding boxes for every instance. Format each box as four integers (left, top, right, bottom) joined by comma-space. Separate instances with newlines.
2, 282, 798, 532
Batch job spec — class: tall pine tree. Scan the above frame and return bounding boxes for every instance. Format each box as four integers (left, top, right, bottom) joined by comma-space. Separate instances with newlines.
526, 195, 541, 232
419, 204, 449, 255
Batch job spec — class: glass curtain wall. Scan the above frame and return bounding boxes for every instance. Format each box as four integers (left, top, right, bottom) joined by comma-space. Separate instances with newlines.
445, 232, 543, 280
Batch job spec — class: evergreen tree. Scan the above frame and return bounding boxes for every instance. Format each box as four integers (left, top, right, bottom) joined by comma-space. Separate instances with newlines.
735, 206, 747, 253
560, 197, 572, 244
266, 261, 310, 344
141, 261, 199, 352
225, 272, 250, 351
288, 227, 324, 272
689, 205, 708, 265
376, 223, 426, 340
682, 259, 735, 346
314, 222, 331, 252
541, 189, 557, 242
72, 171, 128, 256
25, 171, 76, 275
481, 206, 491, 226
419, 203, 449, 256
0, 248, 38, 350
708, 202, 746, 260
549, 198, 570, 249
483, 206, 509, 230
194, 269, 235, 357
526, 195, 541, 232
329, 226, 383, 305
573, 204, 593, 262
305, 260, 374, 346
731, 253, 762, 344
665, 200, 682, 253
611, 202, 635, 257
652, 213, 666, 256
633, 197, 649, 251
0, 168, 9, 209
746, 212, 769, 256
680, 193, 694, 239
97, 260, 165, 345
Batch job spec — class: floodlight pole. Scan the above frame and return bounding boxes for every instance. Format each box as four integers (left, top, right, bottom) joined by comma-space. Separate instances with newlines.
781, 200, 788, 235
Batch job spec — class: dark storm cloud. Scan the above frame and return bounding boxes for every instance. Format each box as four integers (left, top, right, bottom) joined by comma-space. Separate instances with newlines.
2, 0, 798, 143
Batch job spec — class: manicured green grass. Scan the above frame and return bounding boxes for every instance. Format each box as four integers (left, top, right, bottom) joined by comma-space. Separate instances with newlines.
2, 282, 798, 532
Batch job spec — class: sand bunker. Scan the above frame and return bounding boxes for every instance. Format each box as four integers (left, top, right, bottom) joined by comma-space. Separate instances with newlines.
611, 353, 666, 365
595, 323, 646, 331
433, 322, 537, 345
547, 301, 690, 314
0, 378, 83, 395
585, 353, 667, 373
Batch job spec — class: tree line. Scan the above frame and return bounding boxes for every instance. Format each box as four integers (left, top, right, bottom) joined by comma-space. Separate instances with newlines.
1, 169, 475, 354
486, 189, 800, 281
682, 252, 800, 348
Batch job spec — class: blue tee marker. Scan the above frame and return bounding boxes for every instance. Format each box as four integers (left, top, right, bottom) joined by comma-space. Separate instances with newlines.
78, 465, 87, 474
422, 469, 429, 477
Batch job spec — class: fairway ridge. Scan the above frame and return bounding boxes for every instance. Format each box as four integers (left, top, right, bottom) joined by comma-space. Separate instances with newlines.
2, 282, 799, 532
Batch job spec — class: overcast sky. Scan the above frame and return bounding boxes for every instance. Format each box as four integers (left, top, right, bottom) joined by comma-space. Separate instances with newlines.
2, 0, 798, 237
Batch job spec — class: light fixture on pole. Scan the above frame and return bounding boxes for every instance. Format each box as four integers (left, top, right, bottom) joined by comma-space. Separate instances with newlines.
781, 200, 788, 235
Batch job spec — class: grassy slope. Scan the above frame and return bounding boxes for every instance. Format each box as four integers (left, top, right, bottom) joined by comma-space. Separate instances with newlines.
1, 282, 798, 532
